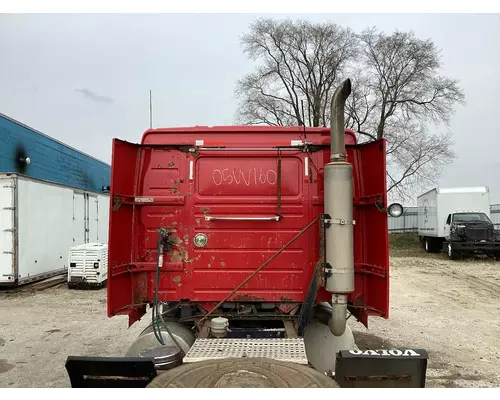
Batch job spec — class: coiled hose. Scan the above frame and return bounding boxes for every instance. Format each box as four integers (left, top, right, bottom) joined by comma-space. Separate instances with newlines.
152, 232, 185, 356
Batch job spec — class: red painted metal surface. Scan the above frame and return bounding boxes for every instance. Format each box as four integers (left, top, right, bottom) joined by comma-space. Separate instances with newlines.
107, 126, 390, 328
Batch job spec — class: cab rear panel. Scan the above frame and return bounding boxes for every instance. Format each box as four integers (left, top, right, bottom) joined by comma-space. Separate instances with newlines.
107, 127, 389, 327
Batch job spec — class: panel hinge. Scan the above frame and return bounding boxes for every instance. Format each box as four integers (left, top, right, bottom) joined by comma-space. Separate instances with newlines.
2, 229, 15, 232
2, 207, 15, 210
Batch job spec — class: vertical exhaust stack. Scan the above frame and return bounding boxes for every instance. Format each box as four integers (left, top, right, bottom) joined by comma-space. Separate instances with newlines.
324, 79, 354, 337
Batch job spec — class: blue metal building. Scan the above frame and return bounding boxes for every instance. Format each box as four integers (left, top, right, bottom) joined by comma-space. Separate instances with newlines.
0, 113, 110, 193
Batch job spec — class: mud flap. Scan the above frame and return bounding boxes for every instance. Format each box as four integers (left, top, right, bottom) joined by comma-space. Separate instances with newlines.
65, 356, 157, 388
334, 349, 428, 388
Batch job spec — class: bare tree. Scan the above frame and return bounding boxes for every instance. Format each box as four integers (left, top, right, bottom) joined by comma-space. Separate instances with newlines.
346, 28, 465, 201
235, 18, 359, 127
384, 120, 455, 202
235, 20, 465, 200
357, 28, 465, 140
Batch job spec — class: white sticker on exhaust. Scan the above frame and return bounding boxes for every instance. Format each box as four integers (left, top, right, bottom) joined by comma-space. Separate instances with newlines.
189, 160, 194, 180
304, 156, 309, 177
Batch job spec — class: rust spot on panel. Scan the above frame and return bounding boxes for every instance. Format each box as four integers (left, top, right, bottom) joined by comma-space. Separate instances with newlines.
174, 179, 181, 185
200, 207, 210, 214
233, 294, 265, 302
170, 235, 183, 245
183, 234, 189, 243
280, 295, 293, 302
186, 193, 191, 198
178, 246, 201, 264
168, 161, 175, 168
132, 272, 148, 302
179, 247, 188, 261
207, 264, 211, 268
220, 261, 226, 267
172, 221, 178, 227
196, 218, 201, 224
170, 188, 180, 195
170, 252, 182, 263
173, 276, 181, 284
157, 164, 162, 168
211, 256, 215, 260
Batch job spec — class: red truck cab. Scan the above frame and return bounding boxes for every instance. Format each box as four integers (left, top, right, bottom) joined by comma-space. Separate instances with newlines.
107, 126, 390, 328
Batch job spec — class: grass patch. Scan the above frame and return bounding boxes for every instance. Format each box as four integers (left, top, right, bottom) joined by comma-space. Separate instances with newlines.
388, 232, 438, 258
389, 232, 421, 250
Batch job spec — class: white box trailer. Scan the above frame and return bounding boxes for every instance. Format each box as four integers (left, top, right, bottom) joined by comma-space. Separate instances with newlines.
417, 186, 499, 258
0, 174, 109, 286
68, 242, 108, 289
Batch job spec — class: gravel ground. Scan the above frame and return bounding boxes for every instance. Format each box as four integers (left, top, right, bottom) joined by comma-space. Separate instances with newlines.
351, 250, 500, 388
1, 251, 499, 388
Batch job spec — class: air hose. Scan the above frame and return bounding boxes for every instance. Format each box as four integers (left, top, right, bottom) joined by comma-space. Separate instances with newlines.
152, 229, 186, 356
152, 237, 165, 345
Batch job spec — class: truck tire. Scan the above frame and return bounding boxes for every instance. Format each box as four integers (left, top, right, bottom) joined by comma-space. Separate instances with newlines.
424, 237, 435, 253
447, 243, 460, 260
424, 237, 441, 253
146, 358, 340, 388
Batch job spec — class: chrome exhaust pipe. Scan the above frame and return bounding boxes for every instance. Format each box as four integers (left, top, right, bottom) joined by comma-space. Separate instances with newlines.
324, 78, 354, 337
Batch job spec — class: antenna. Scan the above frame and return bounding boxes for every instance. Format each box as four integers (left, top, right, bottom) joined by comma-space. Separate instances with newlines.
149, 90, 153, 129
301, 100, 307, 140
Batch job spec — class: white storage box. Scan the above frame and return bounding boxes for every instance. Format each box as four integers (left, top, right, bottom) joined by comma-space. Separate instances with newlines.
68, 242, 108, 288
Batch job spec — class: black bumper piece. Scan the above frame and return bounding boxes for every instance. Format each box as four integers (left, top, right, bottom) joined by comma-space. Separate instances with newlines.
450, 241, 500, 252
334, 348, 428, 388
65, 356, 157, 388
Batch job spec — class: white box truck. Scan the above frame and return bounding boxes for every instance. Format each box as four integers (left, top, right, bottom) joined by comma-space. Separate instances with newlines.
417, 186, 500, 259
0, 173, 109, 286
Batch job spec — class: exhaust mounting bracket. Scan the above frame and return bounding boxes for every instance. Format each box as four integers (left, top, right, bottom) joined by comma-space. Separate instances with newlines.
321, 213, 332, 229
